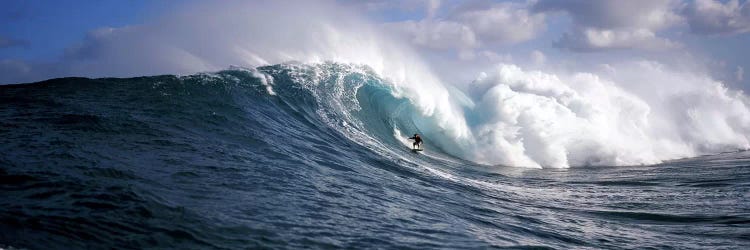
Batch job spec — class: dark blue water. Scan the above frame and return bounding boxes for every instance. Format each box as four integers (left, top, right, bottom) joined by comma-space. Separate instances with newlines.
1, 63, 749, 249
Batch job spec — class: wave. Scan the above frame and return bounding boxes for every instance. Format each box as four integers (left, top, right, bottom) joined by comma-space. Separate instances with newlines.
193, 62, 750, 168
242, 62, 749, 168
267, 62, 750, 168
5, 61, 749, 168
1, 0, 747, 168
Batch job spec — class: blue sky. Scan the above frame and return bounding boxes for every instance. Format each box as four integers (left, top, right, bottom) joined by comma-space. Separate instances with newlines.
1, 0, 749, 90
0, 1, 177, 60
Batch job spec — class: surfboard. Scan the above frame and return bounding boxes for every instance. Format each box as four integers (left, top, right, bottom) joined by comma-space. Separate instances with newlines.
411, 148, 423, 153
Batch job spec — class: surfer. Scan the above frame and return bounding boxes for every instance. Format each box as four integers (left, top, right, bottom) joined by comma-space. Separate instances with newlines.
409, 134, 422, 149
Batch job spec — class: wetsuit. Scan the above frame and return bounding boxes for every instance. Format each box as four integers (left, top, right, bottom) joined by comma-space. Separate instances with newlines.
409, 135, 422, 149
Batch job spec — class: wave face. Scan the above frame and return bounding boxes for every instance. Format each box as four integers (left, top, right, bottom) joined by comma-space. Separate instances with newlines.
56, 59, 747, 170
1, 63, 750, 249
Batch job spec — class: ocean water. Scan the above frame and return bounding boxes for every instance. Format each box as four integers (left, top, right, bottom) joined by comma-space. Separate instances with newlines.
1, 63, 749, 249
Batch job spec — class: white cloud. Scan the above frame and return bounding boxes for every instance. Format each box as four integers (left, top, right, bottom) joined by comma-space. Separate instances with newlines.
683, 0, 750, 35
534, 0, 683, 30
0, 1, 443, 85
451, 2, 546, 45
383, 20, 479, 50
533, 0, 683, 52
556, 27, 681, 52
384, 1, 545, 54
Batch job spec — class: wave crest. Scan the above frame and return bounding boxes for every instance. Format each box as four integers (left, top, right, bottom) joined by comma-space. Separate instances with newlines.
246, 62, 750, 168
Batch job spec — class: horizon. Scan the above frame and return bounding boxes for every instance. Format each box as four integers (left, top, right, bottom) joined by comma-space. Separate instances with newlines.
0, 0, 747, 92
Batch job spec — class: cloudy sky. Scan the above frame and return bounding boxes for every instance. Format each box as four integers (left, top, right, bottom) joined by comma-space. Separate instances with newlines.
1, 0, 749, 90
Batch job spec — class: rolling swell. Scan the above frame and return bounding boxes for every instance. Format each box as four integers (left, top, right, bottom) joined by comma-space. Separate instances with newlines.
1, 63, 749, 249
0, 63, 430, 248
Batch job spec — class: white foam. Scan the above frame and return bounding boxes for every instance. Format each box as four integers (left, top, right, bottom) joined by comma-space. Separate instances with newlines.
418, 63, 750, 168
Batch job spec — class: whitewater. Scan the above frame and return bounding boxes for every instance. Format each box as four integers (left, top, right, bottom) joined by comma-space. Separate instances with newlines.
1, 1, 750, 249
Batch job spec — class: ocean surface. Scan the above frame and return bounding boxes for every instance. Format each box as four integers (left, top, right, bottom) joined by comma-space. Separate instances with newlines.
1, 63, 749, 249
